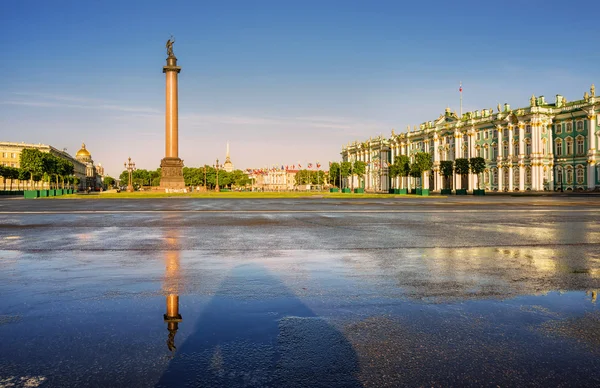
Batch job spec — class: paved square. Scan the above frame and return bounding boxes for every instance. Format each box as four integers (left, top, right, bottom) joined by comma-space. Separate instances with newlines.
0, 197, 599, 387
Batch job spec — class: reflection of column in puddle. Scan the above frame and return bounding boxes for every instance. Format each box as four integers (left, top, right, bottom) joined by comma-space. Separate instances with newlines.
163, 231, 182, 352
587, 290, 597, 304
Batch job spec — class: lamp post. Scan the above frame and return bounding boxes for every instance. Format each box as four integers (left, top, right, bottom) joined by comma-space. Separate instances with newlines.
213, 158, 221, 192
124, 157, 136, 192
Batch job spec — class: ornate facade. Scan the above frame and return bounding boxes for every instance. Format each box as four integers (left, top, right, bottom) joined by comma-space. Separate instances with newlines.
75, 143, 103, 190
0, 141, 88, 189
342, 84, 599, 192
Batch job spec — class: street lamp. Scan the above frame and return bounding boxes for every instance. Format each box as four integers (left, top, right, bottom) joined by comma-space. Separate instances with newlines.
213, 158, 222, 192
124, 157, 136, 192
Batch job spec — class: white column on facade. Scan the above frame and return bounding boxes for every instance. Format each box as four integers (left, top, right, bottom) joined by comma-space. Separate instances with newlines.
587, 114, 597, 190
518, 124, 525, 190
537, 123, 544, 190
433, 134, 440, 191
454, 133, 461, 190
532, 122, 539, 190
507, 125, 514, 191
498, 165, 503, 191
467, 132, 474, 191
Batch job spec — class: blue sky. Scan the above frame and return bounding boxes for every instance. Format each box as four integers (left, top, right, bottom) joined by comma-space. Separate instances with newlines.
1, 0, 598, 177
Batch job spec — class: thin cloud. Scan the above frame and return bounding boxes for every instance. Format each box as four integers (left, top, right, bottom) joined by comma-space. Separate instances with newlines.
2, 92, 160, 114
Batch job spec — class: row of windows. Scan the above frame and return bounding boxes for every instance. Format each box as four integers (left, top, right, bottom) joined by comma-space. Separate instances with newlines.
556, 167, 586, 185
556, 121, 584, 134
1, 162, 17, 167
555, 138, 585, 156
1, 152, 17, 159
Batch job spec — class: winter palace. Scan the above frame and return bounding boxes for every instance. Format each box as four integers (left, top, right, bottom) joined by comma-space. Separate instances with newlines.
341, 84, 598, 192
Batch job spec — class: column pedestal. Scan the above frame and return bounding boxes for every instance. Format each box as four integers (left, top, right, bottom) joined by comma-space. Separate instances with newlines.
160, 157, 185, 189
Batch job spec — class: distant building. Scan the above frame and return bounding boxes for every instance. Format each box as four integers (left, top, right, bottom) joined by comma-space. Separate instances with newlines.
247, 167, 298, 191
75, 143, 103, 189
342, 84, 600, 192
223, 142, 234, 173
0, 141, 103, 190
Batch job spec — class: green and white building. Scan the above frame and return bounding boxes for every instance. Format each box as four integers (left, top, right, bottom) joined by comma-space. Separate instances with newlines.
342, 84, 599, 192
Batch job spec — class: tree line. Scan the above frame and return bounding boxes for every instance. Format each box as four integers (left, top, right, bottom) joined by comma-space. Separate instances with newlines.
117, 166, 252, 190
328, 154, 487, 190
0, 149, 78, 190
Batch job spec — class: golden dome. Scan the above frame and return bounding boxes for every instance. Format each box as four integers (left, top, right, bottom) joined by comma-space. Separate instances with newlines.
76, 143, 91, 157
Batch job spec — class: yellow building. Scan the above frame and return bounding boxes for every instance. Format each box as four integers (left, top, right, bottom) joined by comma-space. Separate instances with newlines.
0, 141, 102, 190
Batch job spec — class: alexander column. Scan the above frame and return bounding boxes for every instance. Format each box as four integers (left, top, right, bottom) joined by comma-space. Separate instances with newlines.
160, 37, 185, 190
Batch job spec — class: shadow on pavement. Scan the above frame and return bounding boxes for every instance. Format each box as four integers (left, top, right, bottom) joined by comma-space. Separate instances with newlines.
156, 263, 362, 388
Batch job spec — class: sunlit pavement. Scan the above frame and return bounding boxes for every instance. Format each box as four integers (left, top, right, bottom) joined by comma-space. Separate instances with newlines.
0, 197, 599, 387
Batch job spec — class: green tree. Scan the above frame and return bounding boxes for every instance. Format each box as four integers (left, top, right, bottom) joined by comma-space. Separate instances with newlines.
17, 168, 30, 191
6, 167, 19, 190
311, 170, 325, 185
56, 158, 74, 189
20, 148, 45, 189
41, 153, 59, 189
409, 152, 432, 189
119, 170, 129, 187
353, 161, 367, 190
328, 162, 340, 187
440, 160, 454, 189
295, 169, 312, 185
0, 165, 6, 190
231, 169, 251, 187
454, 158, 470, 181
394, 155, 410, 189
469, 157, 486, 189
104, 176, 116, 188
150, 169, 161, 186
340, 161, 352, 189
183, 167, 202, 187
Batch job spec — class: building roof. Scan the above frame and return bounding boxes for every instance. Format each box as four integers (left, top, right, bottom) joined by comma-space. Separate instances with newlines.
76, 143, 91, 157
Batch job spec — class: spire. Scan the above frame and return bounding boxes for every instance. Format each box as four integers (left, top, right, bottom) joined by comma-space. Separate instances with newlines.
226, 141, 230, 158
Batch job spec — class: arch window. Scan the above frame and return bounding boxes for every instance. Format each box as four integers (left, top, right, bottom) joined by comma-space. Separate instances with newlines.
484, 146, 489, 160
555, 123, 562, 134
566, 167, 573, 184
484, 171, 489, 185
576, 166, 585, 184
503, 142, 509, 157
566, 123, 573, 132
476, 147, 481, 158
556, 139, 563, 156
576, 137, 585, 155
576, 121, 584, 131
556, 167, 563, 184
566, 138, 573, 155
526, 167, 532, 185
514, 169, 519, 185
526, 125, 531, 134
492, 144, 498, 159
514, 142, 519, 156
525, 141, 531, 156
492, 169, 498, 185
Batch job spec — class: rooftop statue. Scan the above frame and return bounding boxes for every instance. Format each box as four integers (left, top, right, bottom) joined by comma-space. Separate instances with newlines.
166, 36, 175, 57
530, 95, 536, 107
591, 84, 595, 97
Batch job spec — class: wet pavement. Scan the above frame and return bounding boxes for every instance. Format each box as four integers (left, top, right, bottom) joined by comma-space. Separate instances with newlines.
0, 197, 599, 387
